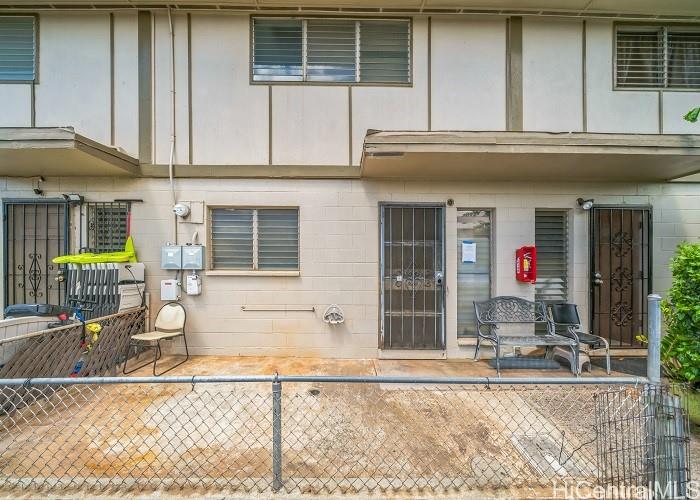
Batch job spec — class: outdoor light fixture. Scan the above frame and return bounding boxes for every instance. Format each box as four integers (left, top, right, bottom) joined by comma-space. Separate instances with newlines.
62, 193, 84, 204
577, 198, 594, 210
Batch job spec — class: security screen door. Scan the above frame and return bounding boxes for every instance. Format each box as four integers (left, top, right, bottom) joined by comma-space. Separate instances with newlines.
3, 200, 70, 307
590, 207, 651, 347
380, 205, 445, 350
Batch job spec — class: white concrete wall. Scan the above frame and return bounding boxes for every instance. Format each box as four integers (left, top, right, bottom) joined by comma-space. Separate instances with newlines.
190, 14, 269, 165
430, 17, 507, 131
585, 20, 660, 133
113, 12, 139, 158
0, 13, 695, 163
522, 17, 583, 132
2, 176, 697, 358
35, 13, 112, 144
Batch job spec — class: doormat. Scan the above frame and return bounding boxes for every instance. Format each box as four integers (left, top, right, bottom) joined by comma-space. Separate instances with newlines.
488, 358, 562, 370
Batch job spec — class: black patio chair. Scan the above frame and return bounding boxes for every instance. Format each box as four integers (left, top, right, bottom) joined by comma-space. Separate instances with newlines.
548, 303, 611, 375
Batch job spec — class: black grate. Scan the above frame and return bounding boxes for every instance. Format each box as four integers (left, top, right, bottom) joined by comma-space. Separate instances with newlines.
82, 202, 131, 253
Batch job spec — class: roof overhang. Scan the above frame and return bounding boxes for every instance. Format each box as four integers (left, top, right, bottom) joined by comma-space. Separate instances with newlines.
0, 0, 698, 19
0, 127, 140, 177
360, 131, 700, 182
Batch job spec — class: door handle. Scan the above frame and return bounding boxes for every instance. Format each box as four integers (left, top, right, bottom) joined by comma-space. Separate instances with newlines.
435, 272, 443, 287
593, 272, 603, 286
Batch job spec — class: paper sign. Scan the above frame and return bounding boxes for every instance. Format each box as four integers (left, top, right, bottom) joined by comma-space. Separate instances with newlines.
462, 240, 477, 263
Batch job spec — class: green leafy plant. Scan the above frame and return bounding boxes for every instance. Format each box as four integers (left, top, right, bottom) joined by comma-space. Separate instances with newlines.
659, 242, 700, 384
685, 107, 700, 123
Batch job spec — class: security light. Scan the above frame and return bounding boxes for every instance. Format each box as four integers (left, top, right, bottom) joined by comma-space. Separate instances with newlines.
62, 193, 84, 203
577, 198, 594, 210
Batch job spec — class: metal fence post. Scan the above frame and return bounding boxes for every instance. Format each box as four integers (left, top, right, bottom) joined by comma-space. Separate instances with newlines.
272, 376, 282, 492
647, 294, 662, 385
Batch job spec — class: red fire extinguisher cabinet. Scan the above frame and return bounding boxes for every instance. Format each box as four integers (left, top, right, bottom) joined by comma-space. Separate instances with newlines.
515, 246, 537, 284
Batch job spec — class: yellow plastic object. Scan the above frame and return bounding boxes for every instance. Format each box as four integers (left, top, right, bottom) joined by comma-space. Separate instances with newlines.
52, 236, 137, 264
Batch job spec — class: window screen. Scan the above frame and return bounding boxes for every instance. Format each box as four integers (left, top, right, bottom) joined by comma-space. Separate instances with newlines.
83, 202, 131, 253
535, 210, 569, 308
0, 16, 36, 81
616, 26, 700, 89
252, 17, 411, 84
210, 208, 299, 271
457, 209, 491, 338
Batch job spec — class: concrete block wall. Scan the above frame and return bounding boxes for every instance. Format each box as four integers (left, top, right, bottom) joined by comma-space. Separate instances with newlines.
1, 177, 699, 359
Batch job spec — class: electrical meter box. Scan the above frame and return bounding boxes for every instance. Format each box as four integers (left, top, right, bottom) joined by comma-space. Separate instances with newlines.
182, 245, 205, 270
161, 245, 182, 270
160, 279, 180, 301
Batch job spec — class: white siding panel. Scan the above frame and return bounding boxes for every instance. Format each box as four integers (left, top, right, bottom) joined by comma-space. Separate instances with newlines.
662, 92, 700, 134
431, 17, 506, 131
350, 18, 429, 166
191, 14, 268, 165
272, 86, 349, 165
35, 13, 111, 144
585, 20, 658, 133
154, 13, 190, 165
0, 84, 31, 126
113, 12, 139, 158
523, 18, 583, 132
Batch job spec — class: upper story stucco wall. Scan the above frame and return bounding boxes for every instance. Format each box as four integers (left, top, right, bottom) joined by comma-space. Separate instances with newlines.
0, 12, 698, 166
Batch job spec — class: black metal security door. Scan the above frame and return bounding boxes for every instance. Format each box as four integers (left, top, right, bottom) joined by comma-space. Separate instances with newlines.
3, 200, 70, 307
590, 207, 651, 347
380, 205, 445, 350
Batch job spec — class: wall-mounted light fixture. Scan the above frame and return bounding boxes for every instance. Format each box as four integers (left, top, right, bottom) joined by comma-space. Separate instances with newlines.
62, 193, 84, 204
577, 198, 594, 210
32, 176, 45, 196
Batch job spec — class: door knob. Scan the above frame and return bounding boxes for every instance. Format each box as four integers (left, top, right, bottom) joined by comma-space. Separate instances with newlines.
593, 272, 603, 286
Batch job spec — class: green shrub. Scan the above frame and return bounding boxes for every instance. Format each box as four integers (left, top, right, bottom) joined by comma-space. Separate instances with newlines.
661, 242, 700, 384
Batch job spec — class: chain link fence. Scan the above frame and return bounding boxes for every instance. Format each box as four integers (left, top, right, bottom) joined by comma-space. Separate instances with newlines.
0, 375, 688, 497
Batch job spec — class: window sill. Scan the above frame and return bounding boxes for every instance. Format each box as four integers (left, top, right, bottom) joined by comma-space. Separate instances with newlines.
206, 270, 300, 277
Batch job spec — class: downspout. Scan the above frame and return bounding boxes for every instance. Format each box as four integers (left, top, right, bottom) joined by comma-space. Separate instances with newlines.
167, 8, 178, 244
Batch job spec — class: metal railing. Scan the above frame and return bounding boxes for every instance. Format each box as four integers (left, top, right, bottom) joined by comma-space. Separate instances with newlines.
0, 374, 690, 497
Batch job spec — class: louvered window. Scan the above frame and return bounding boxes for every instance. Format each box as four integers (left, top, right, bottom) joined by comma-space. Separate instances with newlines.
616, 26, 700, 89
252, 17, 411, 84
535, 210, 569, 330
210, 208, 299, 271
0, 16, 36, 82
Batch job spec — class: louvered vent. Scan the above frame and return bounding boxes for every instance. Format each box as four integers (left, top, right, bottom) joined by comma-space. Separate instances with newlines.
359, 20, 411, 83
211, 209, 254, 270
616, 26, 700, 89
668, 30, 700, 89
307, 19, 356, 82
535, 210, 569, 305
252, 19, 303, 82
615, 29, 663, 88
258, 209, 299, 270
252, 17, 410, 84
0, 16, 35, 81
210, 208, 299, 271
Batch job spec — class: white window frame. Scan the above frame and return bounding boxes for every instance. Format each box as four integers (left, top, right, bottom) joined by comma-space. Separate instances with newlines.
207, 206, 301, 276
0, 14, 38, 84
614, 23, 700, 91
250, 16, 413, 86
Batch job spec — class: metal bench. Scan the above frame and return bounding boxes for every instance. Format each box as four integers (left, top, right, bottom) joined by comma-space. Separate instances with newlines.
473, 296, 578, 376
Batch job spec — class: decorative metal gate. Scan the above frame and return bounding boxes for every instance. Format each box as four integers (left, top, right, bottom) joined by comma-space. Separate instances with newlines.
380, 205, 445, 350
590, 206, 651, 347
2, 199, 70, 308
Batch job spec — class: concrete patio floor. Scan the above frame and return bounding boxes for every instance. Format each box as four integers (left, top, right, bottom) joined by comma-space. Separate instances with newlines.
126, 352, 628, 379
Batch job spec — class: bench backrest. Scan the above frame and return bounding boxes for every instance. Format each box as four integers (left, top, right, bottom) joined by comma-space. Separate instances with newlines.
474, 296, 548, 325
